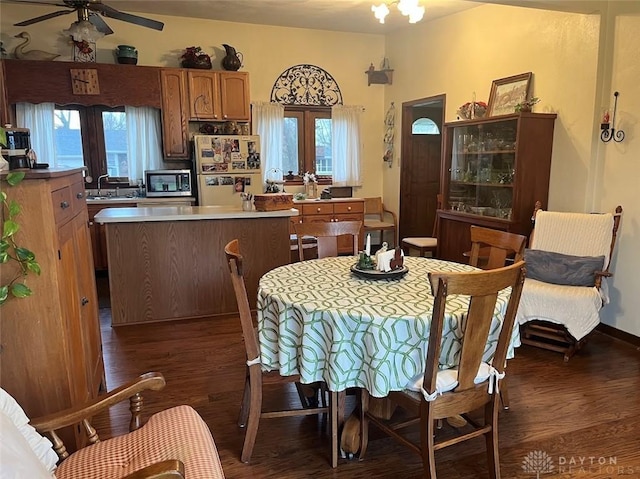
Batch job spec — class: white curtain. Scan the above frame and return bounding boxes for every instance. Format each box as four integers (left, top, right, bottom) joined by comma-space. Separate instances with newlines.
331, 105, 362, 186
251, 101, 284, 186
15, 102, 56, 165
124, 106, 162, 183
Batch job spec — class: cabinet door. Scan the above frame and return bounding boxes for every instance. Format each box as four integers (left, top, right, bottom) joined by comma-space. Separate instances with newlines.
57, 218, 91, 405
72, 213, 104, 395
160, 69, 189, 159
187, 71, 221, 120
219, 72, 250, 120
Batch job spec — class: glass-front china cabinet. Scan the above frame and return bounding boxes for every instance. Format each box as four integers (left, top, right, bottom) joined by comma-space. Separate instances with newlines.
438, 112, 557, 263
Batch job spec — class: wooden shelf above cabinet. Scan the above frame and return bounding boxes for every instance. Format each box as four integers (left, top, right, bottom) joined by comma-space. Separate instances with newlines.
365, 68, 393, 86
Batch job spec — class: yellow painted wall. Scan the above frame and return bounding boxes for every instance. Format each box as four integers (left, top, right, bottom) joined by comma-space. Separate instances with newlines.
596, 3, 640, 335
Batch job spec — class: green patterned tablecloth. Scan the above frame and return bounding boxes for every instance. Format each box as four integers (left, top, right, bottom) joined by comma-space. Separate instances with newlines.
257, 256, 520, 398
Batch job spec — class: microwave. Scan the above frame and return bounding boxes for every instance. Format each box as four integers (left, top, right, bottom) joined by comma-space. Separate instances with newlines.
145, 169, 193, 197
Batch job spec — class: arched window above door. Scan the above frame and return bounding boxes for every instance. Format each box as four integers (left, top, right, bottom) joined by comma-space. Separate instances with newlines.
412, 118, 440, 135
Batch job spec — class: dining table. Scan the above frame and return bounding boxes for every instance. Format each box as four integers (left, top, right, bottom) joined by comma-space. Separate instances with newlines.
256, 255, 520, 464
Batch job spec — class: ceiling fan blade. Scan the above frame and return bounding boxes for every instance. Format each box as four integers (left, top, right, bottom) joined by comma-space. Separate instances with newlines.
14, 8, 73, 26
5, 0, 68, 7
88, 13, 114, 35
88, 3, 164, 31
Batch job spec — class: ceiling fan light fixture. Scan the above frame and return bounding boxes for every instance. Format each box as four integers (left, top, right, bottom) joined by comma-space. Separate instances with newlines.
372, 0, 425, 24
64, 19, 105, 42
371, 3, 390, 24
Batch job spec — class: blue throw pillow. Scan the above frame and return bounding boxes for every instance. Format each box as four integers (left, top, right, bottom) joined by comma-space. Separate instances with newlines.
524, 249, 605, 287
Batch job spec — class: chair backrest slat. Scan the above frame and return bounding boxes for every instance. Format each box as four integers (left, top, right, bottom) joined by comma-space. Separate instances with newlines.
225, 239, 260, 363
293, 221, 361, 261
425, 261, 526, 394
364, 197, 384, 221
469, 226, 527, 270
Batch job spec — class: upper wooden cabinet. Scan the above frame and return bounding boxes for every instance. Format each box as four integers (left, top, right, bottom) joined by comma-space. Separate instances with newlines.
160, 68, 189, 159
187, 71, 250, 121
437, 112, 557, 263
218, 72, 250, 120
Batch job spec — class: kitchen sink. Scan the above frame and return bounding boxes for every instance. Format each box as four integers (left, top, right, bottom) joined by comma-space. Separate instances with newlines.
86, 195, 109, 200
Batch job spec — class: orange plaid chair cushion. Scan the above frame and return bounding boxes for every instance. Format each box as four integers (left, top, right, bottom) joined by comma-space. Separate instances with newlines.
55, 405, 225, 479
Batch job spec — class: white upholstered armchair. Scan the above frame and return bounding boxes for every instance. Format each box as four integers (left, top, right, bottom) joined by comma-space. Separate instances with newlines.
516, 204, 623, 361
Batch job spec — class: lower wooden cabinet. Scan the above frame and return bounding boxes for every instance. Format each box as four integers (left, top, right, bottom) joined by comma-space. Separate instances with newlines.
0, 168, 104, 452
293, 199, 365, 254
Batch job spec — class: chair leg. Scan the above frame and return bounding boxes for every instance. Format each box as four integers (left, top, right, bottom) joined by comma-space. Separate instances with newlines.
420, 403, 438, 479
330, 391, 339, 468
499, 377, 510, 410
359, 389, 370, 460
237, 374, 250, 427
240, 371, 262, 463
485, 395, 501, 479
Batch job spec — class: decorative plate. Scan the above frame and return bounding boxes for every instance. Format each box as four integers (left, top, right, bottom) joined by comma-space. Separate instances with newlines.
350, 264, 409, 280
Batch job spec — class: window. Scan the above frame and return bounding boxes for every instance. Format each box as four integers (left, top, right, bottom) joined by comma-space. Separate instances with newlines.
54, 105, 128, 185
412, 118, 440, 135
282, 106, 332, 181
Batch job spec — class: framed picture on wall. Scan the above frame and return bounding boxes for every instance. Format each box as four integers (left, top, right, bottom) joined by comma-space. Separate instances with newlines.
487, 72, 532, 116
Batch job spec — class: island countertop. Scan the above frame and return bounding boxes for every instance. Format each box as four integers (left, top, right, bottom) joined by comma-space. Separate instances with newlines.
94, 205, 300, 223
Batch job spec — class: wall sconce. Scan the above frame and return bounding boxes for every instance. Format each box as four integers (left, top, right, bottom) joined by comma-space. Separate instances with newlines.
600, 91, 625, 143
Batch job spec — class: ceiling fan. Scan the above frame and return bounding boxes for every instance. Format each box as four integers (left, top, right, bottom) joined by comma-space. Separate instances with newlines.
11, 0, 164, 35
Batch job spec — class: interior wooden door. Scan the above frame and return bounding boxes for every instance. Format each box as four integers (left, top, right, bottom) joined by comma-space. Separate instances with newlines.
399, 96, 444, 241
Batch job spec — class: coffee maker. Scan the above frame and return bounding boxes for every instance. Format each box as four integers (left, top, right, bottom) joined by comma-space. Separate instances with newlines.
1, 127, 31, 169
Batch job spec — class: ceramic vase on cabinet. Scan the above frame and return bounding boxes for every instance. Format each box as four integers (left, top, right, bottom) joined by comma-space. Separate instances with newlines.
115, 45, 138, 65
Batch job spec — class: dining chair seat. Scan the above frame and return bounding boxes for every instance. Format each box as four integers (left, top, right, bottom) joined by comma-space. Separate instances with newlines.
401, 237, 437, 257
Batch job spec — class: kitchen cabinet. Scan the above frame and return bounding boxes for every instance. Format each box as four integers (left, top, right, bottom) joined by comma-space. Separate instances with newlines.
160, 68, 189, 159
161, 69, 251, 159
293, 199, 365, 254
0, 168, 104, 452
188, 71, 250, 121
438, 112, 557, 263
87, 198, 195, 270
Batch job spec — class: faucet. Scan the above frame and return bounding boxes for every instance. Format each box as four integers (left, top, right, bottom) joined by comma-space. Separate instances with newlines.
97, 174, 109, 196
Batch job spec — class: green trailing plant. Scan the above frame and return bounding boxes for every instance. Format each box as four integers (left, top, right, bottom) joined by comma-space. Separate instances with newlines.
1, 169, 41, 305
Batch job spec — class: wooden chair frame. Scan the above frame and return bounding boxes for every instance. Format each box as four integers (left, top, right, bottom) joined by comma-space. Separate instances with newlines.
401, 194, 441, 257
520, 203, 623, 361
469, 226, 527, 270
468, 226, 526, 410
225, 240, 339, 466
359, 262, 526, 478
363, 197, 398, 247
293, 220, 361, 262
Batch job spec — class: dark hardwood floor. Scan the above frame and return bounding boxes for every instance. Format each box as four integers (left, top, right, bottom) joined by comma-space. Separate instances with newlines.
93, 292, 640, 478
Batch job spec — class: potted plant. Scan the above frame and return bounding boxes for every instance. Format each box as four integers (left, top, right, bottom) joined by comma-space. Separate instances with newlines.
1, 171, 41, 304
515, 97, 540, 113
180, 46, 212, 69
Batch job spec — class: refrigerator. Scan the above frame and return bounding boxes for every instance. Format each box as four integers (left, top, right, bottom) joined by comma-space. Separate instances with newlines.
193, 134, 263, 206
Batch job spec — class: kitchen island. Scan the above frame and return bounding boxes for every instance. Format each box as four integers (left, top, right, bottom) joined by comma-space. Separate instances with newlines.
95, 206, 297, 326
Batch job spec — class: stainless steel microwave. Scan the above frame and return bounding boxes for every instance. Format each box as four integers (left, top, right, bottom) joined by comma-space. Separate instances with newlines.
145, 169, 193, 197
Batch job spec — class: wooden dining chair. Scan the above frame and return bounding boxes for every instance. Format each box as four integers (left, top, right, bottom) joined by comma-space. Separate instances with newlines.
401, 194, 442, 257
468, 225, 527, 270
363, 197, 397, 247
293, 220, 362, 261
467, 226, 527, 411
359, 261, 526, 479
224, 239, 337, 465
